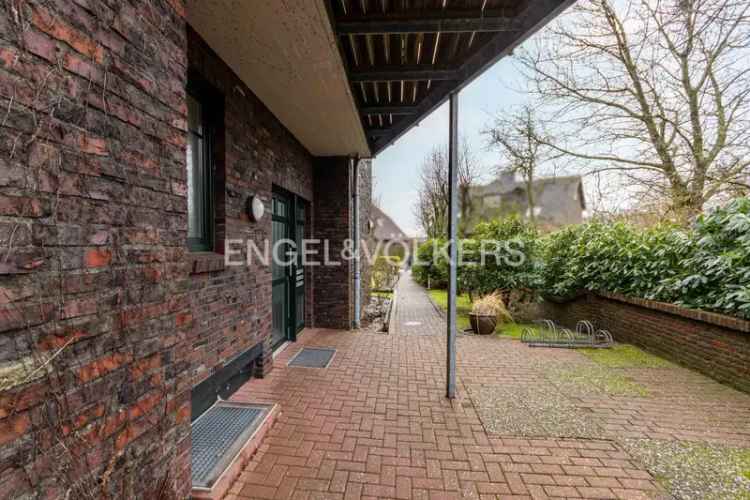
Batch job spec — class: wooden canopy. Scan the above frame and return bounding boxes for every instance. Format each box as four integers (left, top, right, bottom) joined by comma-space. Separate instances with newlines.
325, 0, 574, 155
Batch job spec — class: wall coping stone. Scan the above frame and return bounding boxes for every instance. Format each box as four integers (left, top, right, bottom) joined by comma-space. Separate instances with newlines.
596, 291, 750, 333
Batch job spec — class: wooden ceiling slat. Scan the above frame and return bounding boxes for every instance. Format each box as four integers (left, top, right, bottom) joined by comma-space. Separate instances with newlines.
336, 13, 521, 34
325, 0, 573, 153
361, 105, 418, 115
349, 66, 459, 82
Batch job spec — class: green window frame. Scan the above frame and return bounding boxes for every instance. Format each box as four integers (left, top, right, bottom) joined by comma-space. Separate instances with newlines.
186, 89, 215, 252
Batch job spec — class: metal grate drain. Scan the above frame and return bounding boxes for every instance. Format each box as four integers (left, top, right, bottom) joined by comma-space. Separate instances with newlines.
191, 402, 269, 489
288, 347, 336, 368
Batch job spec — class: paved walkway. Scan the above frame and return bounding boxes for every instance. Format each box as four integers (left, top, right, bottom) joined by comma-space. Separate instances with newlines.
390, 271, 444, 336
226, 278, 750, 500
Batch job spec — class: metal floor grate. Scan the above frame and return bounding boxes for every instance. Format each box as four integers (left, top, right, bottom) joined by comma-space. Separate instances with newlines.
191, 403, 269, 489
288, 347, 336, 368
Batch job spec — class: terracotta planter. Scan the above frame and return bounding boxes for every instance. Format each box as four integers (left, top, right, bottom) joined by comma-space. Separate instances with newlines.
469, 313, 497, 335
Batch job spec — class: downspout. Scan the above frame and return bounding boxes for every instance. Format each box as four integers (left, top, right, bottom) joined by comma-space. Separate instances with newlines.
351, 156, 361, 329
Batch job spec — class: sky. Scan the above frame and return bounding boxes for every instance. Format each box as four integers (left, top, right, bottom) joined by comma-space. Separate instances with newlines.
372, 54, 532, 237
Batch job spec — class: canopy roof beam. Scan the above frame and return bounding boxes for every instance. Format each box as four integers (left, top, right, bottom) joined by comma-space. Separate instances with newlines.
336, 14, 522, 34
350, 66, 460, 82
359, 105, 418, 115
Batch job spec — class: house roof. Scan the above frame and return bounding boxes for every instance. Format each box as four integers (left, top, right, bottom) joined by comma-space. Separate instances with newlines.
371, 205, 408, 240
471, 174, 587, 210
187, 0, 575, 158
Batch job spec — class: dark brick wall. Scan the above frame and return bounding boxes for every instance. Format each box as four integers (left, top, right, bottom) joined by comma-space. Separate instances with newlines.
540, 293, 750, 393
0, 0, 192, 498
185, 27, 315, 385
0, 1, 327, 497
313, 157, 352, 329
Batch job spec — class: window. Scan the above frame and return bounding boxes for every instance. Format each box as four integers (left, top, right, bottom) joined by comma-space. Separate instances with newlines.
186, 91, 214, 251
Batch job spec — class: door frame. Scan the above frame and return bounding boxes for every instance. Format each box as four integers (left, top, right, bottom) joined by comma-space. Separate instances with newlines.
271, 187, 307, 349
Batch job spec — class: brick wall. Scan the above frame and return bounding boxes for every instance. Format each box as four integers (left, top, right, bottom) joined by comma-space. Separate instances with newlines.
540, 293, 750, 393
185, 27, 314, 385
0, 0, 192, 497
313, 157, 352, 330
0, 1, 329, 497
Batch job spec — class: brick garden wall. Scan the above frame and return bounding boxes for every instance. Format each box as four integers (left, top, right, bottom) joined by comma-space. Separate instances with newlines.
540, 293, 750, 393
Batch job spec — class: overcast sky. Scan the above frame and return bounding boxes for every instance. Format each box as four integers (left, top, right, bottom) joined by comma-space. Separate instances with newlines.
372, 52, 533, 237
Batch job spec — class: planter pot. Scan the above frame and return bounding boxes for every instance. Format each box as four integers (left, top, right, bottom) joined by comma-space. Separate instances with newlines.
469, 313, 497, 335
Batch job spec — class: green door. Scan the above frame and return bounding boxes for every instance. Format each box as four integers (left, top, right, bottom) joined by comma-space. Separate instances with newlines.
271, 189, 306, 350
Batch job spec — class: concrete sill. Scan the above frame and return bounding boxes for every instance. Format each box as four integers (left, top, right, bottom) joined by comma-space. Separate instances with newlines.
188, 252, 226, 275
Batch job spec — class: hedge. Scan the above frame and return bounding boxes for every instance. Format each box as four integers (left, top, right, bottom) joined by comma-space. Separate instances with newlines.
411, 197, 750, 319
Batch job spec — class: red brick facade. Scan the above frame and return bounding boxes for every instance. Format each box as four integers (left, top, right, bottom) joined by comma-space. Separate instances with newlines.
185, 27, 315, 386
0, 1, 368, 498
540, 293, 750, 393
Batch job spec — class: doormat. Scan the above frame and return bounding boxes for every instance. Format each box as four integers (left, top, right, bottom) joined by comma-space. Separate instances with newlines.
191, 402, 271, 489
288, 347, 336, 368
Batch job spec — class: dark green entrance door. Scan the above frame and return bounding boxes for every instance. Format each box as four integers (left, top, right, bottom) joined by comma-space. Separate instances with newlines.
271, 189, 306, 350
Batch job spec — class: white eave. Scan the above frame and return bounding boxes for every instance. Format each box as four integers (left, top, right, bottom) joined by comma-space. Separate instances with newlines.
187, 0, 371, 158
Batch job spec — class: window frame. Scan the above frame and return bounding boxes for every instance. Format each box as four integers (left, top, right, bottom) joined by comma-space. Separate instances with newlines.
186, 76, 220, 253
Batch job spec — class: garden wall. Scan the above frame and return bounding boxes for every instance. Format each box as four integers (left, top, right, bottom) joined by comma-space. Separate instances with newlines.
539, 293, 750, 393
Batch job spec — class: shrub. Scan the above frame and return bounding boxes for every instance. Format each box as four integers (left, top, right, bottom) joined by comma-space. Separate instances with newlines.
539, 197, 749, 319
540, 221, 689, 299
370, 255, 401, 290
412, 238, 449, 288
471, 292, 513, 323
656, 197, 750, 318
459, 216, 541, 297
411, 198, 750, 320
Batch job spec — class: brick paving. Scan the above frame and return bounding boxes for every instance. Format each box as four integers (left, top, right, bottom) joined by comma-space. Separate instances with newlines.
227, 274, 750, 499
389, 271, 444, 336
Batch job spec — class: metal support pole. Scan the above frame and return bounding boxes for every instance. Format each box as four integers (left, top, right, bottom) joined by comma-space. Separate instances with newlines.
446, 92, 458, 399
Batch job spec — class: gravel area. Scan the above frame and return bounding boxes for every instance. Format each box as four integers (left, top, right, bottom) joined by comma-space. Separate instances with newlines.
469, 383, 605, 439
622, 439, 750, 500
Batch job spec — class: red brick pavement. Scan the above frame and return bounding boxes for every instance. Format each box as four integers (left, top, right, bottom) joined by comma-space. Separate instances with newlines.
228, 327, 665, 499
226, 273, 750, 499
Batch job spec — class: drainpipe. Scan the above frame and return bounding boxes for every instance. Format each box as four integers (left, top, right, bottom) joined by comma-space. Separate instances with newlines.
351, 156, 361, 329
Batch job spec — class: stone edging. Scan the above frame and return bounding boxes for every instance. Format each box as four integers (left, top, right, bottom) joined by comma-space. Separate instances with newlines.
596, 291, 750, 333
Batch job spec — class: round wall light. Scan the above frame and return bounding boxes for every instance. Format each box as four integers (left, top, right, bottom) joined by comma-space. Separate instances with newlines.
247, 195, 265, 222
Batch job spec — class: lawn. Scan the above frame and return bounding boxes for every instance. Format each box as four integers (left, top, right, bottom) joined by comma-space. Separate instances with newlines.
427, 288, 539, 337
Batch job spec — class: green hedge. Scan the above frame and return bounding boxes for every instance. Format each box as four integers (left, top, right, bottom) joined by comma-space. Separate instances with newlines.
411, 198, 750, 320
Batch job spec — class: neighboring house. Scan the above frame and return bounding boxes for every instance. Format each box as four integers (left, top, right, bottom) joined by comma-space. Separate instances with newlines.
370, 205, 407, 252
0, 1, 572, 498
467, 171, 587, 231
370, 205, 423, 260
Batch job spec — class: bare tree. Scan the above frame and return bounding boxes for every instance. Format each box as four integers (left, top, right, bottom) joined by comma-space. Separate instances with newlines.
414, 139, 482, 238
485, 105, 550, 225
518, 0, 750, 216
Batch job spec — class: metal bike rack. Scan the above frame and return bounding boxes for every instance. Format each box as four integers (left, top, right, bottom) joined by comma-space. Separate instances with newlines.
521, 319, 613, 348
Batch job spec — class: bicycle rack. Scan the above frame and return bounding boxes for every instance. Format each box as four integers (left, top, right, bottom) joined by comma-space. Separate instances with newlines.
521, 319, 613, 348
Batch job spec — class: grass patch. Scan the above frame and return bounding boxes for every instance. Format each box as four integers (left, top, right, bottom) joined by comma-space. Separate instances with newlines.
497, 322, 539, 339
427, 288, 540, 337
428, 289, 473, 331
371, 290, 393, 299
428, 288, 525, 334
580, 344, 671, 368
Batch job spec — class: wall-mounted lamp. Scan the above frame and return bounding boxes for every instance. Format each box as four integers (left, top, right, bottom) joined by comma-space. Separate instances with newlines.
247, 195, 265, 222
